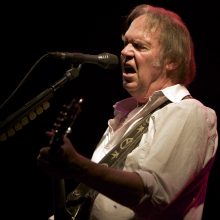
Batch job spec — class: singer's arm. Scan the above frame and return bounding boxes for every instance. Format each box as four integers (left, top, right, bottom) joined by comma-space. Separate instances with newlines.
38, 136, 145, 208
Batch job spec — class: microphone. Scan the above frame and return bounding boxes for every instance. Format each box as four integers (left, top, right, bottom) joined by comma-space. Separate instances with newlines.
48, 52, 119, 69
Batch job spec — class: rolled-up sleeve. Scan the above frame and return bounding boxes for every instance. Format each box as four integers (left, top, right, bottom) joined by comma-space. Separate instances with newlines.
124, 99, 217, 211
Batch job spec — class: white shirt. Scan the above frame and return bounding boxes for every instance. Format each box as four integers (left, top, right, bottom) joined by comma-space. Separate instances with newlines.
90, 84, 218, 220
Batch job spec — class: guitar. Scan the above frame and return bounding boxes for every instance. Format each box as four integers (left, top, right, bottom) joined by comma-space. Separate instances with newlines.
65, 182, 94, 220
64, 95, 172, 220
48, 97, 83, 220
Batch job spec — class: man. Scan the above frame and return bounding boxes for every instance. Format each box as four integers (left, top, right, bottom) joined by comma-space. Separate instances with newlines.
38, 4, 218, 220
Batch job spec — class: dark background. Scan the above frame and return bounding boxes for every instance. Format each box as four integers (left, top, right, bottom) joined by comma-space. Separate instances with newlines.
0, 0, 219, 219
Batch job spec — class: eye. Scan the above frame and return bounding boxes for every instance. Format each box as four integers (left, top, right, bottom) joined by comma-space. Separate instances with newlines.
133, 42, 148, 51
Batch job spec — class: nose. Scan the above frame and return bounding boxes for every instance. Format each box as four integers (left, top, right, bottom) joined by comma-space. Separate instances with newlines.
121, 43, 134, 56
121, 43, 134, 62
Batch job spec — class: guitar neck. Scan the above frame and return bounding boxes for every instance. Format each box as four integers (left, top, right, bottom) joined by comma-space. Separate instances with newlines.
48, 97, 84, 220
52, 179, 72, 220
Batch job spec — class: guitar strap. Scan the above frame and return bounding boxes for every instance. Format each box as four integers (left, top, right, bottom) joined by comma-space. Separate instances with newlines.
100, 94, 192, 168
96, 95, 171, 168
65, 94, 171, 218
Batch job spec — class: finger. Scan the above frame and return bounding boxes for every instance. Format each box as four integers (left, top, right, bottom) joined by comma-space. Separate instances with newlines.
37, 158, 62, 178
63, 135, 70, 144
46, 130, 55, 137
38, 147, 51, 159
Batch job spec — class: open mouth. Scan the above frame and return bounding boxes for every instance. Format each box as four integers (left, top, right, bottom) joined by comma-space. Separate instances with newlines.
123, 65, 135, 74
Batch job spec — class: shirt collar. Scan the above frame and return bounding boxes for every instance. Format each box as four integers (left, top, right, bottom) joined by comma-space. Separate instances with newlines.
113, 84, 191, 116
161, 84, 191, 103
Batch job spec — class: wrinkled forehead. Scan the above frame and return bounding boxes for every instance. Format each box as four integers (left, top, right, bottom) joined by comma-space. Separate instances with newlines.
123, 14, 162, 45
128, 14, 160, 35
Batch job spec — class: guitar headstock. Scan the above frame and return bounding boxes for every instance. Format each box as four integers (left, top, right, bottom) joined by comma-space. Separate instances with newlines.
49, 97, 83, 149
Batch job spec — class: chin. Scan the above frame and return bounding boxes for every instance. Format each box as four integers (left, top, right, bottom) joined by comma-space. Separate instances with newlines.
124, 87, 137, 96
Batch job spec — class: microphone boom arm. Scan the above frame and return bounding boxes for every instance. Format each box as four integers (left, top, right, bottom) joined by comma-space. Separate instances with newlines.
0, 65, 82, 141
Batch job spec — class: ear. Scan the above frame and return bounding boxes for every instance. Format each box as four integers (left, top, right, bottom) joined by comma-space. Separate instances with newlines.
165, 62, 178, 71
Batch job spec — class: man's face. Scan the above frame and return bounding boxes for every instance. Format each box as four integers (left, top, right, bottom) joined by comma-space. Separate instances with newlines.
121, 15, 170, 103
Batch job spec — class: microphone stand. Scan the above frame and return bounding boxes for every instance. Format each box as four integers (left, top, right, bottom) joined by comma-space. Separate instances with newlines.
0, 65, 81, 141
0, 65, 82, 220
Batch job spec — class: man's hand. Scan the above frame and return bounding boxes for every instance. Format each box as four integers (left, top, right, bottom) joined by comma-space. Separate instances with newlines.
37, 136, 79, 179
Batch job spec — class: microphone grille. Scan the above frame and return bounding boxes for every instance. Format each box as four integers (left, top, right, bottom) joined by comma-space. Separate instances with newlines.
98, 53, 119, 69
